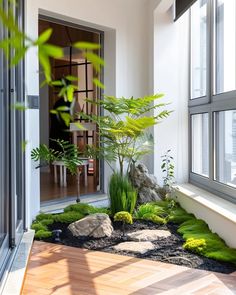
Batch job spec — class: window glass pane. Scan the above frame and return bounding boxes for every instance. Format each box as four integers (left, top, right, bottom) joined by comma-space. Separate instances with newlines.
215, 110, 236, 188
191, 113, 209, 176
215, 0, 236, 94
191, 0, 207, 99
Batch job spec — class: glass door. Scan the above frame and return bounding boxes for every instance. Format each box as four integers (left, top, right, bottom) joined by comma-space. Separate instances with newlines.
0, 0, 25, 280
0, 0, 10, 277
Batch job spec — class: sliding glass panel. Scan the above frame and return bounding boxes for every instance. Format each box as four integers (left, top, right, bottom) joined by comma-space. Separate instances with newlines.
215, 110, 236, 188
191, 113, 209, 176
191, 0, 207, 99
215, 0, 236, 94
0, 0, 10, 275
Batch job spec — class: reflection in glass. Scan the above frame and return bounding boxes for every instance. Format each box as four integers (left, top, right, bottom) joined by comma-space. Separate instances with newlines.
215, 0, 236, 94
215, 110, 236, 188
191, 0, 207, 99
192, 113, 209, 176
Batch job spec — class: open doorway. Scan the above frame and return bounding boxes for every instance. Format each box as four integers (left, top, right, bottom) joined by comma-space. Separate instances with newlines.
39, 17, 104, 203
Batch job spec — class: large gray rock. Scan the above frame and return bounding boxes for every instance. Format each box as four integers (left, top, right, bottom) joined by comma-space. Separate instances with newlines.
68, 213, 113, 238
130, 163, 162, 204
113, 241, 155, 254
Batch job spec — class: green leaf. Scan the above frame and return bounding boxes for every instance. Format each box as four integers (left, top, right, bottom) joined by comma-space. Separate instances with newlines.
35, 28, 53, 45
10, 47, 27, 66
11, 102, 27, 111
42, 44, 63, 58
21, 140, 28, 152
51, 80, 64, 86
93, 78, 105, 89
84, 52, 105, 72
66, 85, 75, 102
50, 110, 58, 114
56, 106, 70, 111
60, 112, 71, 126
65, 75, 79, 82
73, 42, 101, 50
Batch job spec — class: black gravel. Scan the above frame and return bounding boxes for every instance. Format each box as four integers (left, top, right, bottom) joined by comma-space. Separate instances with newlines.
45, 220, 236, 274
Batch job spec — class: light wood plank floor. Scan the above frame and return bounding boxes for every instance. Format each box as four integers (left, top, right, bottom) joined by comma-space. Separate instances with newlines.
22, 241, 236, 295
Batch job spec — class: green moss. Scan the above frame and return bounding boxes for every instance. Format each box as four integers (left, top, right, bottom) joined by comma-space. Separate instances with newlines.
168, 207, 195, 224
64, 203, 94, 215
40, 219, 54, 226
31, 222, 47, 232
89, 207, 111, 215
35, 230, 52, 239
53, 211, 84, 223
35, 213, 54, 222
114, 211, 133, 224
206, 248, 236, 264
64, 203, 110, 216
178, 217, 236, 264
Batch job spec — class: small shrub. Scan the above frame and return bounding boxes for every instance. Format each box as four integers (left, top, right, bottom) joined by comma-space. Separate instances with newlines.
114, 211, 133, 236
183, 238, 207, 255
35, 230, 52, 240
109, 173, 137, 216
53, 211, 84, 223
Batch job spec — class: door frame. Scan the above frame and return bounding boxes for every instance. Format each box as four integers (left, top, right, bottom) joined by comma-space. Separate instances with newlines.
38, 15, 105, 201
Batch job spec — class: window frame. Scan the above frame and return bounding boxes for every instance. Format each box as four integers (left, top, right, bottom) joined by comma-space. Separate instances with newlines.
189, 0, 236, 203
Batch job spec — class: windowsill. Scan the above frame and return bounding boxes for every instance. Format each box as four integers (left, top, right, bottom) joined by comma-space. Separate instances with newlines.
173, 183, 236, 224
1, 230, 34, 295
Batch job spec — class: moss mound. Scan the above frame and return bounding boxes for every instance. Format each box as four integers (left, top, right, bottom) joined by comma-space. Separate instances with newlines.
53, 211, 84, 223
179, 218, 236, 264
64, 203, 110, 215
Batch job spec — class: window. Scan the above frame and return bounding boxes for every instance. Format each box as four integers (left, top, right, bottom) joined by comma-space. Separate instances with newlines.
190, 0, 236, 201
191, 113, 209, 176
215, 0, 236, 94
191, 0, 207, 99
215, 110, 236, 188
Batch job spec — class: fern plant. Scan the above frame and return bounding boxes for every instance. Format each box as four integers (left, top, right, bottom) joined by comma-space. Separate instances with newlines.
79, 94, 171, 176
31, 139, 81, 175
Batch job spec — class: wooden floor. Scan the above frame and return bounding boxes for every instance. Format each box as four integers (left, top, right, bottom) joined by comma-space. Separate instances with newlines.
40, 171, 97, 202
22, 241, 236, 295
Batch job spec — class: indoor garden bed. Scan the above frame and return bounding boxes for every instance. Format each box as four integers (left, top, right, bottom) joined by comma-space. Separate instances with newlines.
32, 201, 236, 274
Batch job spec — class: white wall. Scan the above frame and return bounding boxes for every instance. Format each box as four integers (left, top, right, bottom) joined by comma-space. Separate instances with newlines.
25, 0, 153, 224
153, 6, 189, 185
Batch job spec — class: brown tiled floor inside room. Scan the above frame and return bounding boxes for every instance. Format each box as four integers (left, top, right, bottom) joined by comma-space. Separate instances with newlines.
40, 171, 97, 202
22, 241, 236, 295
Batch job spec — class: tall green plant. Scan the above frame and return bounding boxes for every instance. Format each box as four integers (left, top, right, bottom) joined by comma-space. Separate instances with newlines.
109, 173, 137, 216
80, 95, 171, 176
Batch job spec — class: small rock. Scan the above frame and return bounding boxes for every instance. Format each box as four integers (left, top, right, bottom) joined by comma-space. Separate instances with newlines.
127, 229, 171, 241
68, 213, 113, 238
113, 241, 155, 254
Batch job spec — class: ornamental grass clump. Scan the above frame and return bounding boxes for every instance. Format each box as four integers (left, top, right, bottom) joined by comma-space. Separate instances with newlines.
109, 173, 137, 216
114, 211, 133, 236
